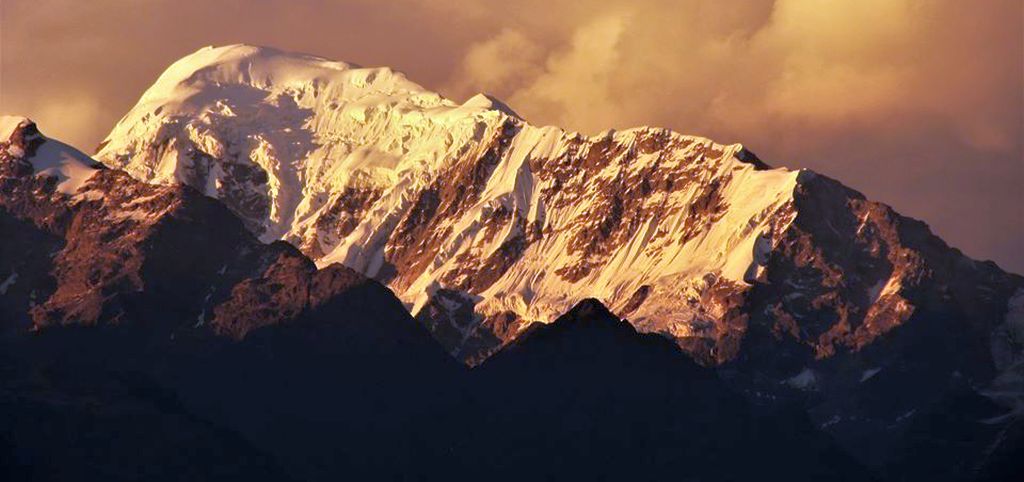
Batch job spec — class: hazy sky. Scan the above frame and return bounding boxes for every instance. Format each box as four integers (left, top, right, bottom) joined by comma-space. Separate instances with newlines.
2, 0, 1022, 273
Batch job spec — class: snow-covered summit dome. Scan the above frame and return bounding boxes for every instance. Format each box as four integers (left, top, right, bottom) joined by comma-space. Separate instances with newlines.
96, 44, 806, 362
133, 44, 430, 110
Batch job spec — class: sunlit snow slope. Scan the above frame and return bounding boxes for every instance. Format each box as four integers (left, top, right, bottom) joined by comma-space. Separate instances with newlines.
2, 115, 102, 195
97, 45, 1023, 366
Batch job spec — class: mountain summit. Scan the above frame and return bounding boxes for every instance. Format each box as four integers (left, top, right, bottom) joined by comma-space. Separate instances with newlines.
96, 44, 1022, 372
93, 45, 797, 360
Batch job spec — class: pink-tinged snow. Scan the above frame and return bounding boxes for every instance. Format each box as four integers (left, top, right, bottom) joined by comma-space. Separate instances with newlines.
31, 139, 102, 195
2, 115, 101, 195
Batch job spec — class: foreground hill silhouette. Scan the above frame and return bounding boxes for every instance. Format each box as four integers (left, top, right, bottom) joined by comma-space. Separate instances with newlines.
469, 299, 872, 480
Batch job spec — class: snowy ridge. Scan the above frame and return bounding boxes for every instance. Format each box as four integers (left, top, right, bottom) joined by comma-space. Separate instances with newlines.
1, 115, 102, 195
95, 45, 1021, 364
96, 45, 803, 359
99, 45, 510, 242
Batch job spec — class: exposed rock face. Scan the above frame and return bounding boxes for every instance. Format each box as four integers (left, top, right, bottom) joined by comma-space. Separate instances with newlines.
717, 172, 1024, 466
0, 116, 449, 352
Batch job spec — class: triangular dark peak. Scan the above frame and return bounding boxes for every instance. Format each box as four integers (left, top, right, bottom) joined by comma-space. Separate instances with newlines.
468, 299, 871, 481
514, 298, 626, 336
559, 297, 618, 322
492, 297, 687, 362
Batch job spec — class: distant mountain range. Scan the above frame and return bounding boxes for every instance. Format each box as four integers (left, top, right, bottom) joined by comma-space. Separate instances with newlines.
1, 44, 1022, 481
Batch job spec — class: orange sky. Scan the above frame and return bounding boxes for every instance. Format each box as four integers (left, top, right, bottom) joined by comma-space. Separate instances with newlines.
1, 0, 1022, 273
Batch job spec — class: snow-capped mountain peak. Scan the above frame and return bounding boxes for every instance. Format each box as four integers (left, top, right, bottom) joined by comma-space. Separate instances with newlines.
2, 116, 102, 195
99, 44, 517, 243
96, 45, 1022, 372
134, 44, 423, 108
